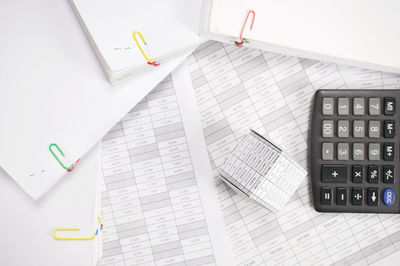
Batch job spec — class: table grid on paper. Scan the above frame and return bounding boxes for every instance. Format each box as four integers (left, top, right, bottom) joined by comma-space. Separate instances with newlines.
99, 76, 216, 266
187, 40, 400, 266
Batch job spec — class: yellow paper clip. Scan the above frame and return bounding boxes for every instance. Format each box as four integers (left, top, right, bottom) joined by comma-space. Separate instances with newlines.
54, 216, 103, 241
133, 31, 160, 66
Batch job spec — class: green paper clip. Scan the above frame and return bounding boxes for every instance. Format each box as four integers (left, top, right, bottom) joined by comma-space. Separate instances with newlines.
49, 143, 74, 170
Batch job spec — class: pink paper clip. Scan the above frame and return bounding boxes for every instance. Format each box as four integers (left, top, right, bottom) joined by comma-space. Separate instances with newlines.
235, 10, 256, 48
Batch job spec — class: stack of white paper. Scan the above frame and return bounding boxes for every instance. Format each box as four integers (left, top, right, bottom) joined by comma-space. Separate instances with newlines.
0, 144, 102, 266
70, 0, 204, 81
0, 0, 194, 200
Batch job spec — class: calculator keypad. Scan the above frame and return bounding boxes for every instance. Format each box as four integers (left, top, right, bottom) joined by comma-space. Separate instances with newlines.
311, 90, 400, 213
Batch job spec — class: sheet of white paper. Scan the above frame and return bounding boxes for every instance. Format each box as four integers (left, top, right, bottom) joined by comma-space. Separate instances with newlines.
0, 0, 193, 199
70, 0, 203, 79
187, 40, 400, 265
0, 143, 101, 266
99, 69, 232, 265
201, 0, 400, 74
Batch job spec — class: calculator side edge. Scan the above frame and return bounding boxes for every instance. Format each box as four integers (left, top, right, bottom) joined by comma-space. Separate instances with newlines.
310, 90, 324, 212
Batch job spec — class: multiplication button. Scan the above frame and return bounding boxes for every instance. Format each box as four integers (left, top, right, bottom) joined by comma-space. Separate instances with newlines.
352, 165, 363, 183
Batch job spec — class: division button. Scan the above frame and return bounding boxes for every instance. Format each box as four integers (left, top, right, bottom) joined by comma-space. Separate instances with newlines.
367, 188, 379, 206
321, 187, 333, 205
383, 166, 394, 184
383, 188, 395, 206
321, 165, 347, 183
369, 98, 381, 115
383, 143, 394, 161
368, 166, 379, 183
384, 120, 395, 138
352, 188, 363, 205
336, 188, 347, 205
322, 98, 334, 115
352, 165, 364, 183
384, 97, 396, 115
322, 143, 334, 160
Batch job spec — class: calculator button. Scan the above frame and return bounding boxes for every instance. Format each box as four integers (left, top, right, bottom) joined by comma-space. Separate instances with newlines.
338, 98, 349, 115
383, 188, 395, 206
353, 120, 365, 138
353, 98, 365, 115
383, 143, 394, 161
368, 143, 380, 161
352, 165, 364, 183
367, 188, 379, 206
384, 97, 396, 115
368, 121, 380, 138
336, 188, 347, 205
337, 120, 349, 138
369, 98, 381, 115
321, 187, 332, 205
322, 98, 334, 115
353, 143, 365, 161
322, 143, 334, 160
352, 188, 363, 205
368, 166, 379, 183
322, 120, 334, 138
337, 143, 349, 160
384, 120, 395, 138
321, 165, 347, 183
383, 166, 394, 184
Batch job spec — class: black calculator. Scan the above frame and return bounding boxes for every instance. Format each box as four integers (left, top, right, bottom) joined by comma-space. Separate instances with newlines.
310, 90, 399, 213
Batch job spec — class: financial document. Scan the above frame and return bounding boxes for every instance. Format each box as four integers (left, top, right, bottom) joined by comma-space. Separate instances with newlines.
187, 40, 400, 265
99, 71, 231, 266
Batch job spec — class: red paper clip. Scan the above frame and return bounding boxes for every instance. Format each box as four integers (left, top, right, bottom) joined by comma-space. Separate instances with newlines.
235, 10, 256, 48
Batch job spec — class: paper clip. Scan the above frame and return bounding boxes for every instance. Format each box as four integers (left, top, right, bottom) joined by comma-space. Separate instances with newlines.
49, 143, 79, 172
235, 10, 256, 48
133, 31, 160, 66
53, 216, 103, 241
